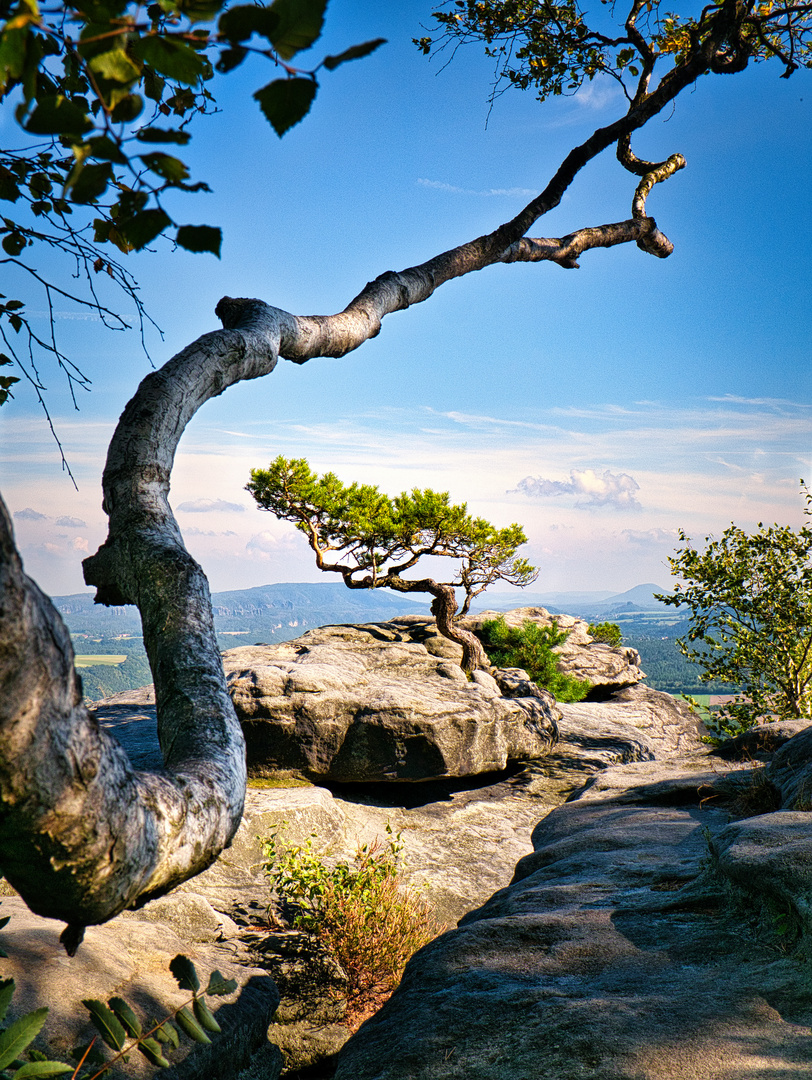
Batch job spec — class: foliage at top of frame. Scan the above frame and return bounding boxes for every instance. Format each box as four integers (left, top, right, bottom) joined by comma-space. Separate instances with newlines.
0, 0, 384, 418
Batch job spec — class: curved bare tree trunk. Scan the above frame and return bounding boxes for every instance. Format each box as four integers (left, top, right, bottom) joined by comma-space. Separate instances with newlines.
0, 135, 687, 948
429, 591, 488, 675
0, 498, 245, 955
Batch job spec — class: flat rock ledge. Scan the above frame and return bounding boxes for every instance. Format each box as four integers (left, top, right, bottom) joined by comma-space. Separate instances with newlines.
335, 729, 812, 1080
71, 611, 812, 1080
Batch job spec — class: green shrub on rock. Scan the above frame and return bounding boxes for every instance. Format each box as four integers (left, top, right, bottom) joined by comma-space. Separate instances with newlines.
262, 828, 440, 1027
479, 616, 591, 703
587, 621, 623, 647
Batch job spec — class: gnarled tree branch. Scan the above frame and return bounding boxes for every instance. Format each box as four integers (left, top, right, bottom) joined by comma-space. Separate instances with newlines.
0, 497, 246, 954
0, 102, 688, 948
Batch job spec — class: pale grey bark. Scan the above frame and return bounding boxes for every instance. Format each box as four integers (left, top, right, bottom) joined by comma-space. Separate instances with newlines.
0, 498, 246, 954
0, 144, 685, 949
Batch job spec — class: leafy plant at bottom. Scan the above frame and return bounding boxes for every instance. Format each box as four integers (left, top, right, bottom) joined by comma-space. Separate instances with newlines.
261, 826, 441, 1026
0, 955, 236, 1079
479, 616, 591, 702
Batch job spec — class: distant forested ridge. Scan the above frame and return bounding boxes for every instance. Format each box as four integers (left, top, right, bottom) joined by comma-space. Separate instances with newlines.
620, 627, 740, 696
59, 583, 429, 699
57, 581, 736, 700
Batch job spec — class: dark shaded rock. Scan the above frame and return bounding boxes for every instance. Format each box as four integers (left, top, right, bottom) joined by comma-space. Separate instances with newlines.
711, 719, 812, 762
250, 930, 350, 1073
92, 700, 162, 770
713, 811, 812, 935
766, 726, 812, 808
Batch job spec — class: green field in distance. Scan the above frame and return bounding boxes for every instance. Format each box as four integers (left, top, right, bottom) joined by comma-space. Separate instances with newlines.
74, 655, 127, 667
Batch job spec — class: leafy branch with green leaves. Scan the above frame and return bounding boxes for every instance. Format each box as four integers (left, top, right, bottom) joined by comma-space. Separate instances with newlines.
417, 0, 812, 105
656, 485, 812, 736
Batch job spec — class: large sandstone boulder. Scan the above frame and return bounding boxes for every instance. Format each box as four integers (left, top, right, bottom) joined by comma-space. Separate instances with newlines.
223, 622, 560, 782
97, 609, 644, 785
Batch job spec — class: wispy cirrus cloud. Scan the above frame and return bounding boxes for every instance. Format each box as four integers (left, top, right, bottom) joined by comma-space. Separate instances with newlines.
707, 395, 812, 410
418, 178, 536, 199
511, 469, 641, 511
183, 527, 238, 537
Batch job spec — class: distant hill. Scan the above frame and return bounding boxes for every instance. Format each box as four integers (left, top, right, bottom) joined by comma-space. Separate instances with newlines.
55, 580, 680, 640
55, 582, 430, 645
209, 582, 431, 640
561, 583, 680, 618
472, 584, 681, 619
470, 589, 615, 613
56, 580, 699, 700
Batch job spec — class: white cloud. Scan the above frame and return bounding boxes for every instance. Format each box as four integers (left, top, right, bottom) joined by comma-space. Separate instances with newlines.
183, 527, 239, 537
512, 469, 642, 511
56, 515, 87, 527
176, 498, 246, 514
8, 394, 810, 596
417, 179, 537, 199
622, 527, 679, 547
14, 507, 47, 521
245, 530, 298, 557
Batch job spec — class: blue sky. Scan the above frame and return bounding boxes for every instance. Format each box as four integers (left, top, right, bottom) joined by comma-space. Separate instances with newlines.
2, 3, 811, 598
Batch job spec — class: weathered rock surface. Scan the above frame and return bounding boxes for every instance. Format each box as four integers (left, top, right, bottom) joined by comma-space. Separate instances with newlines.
62, 613, 812, 1080
334, 774, 809, 1076
335, 724, 812, 1080
222, 623, 560, 782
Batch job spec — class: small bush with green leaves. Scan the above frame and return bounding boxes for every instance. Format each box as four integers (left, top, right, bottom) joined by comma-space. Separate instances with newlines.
262, 827, 440, 1026
587, 621, 623, 647
479, 616, 591, 702
0, 954, 235, 1079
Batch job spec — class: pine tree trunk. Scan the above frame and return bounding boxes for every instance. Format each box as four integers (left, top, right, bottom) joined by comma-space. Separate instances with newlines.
430, 588, 488, 675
